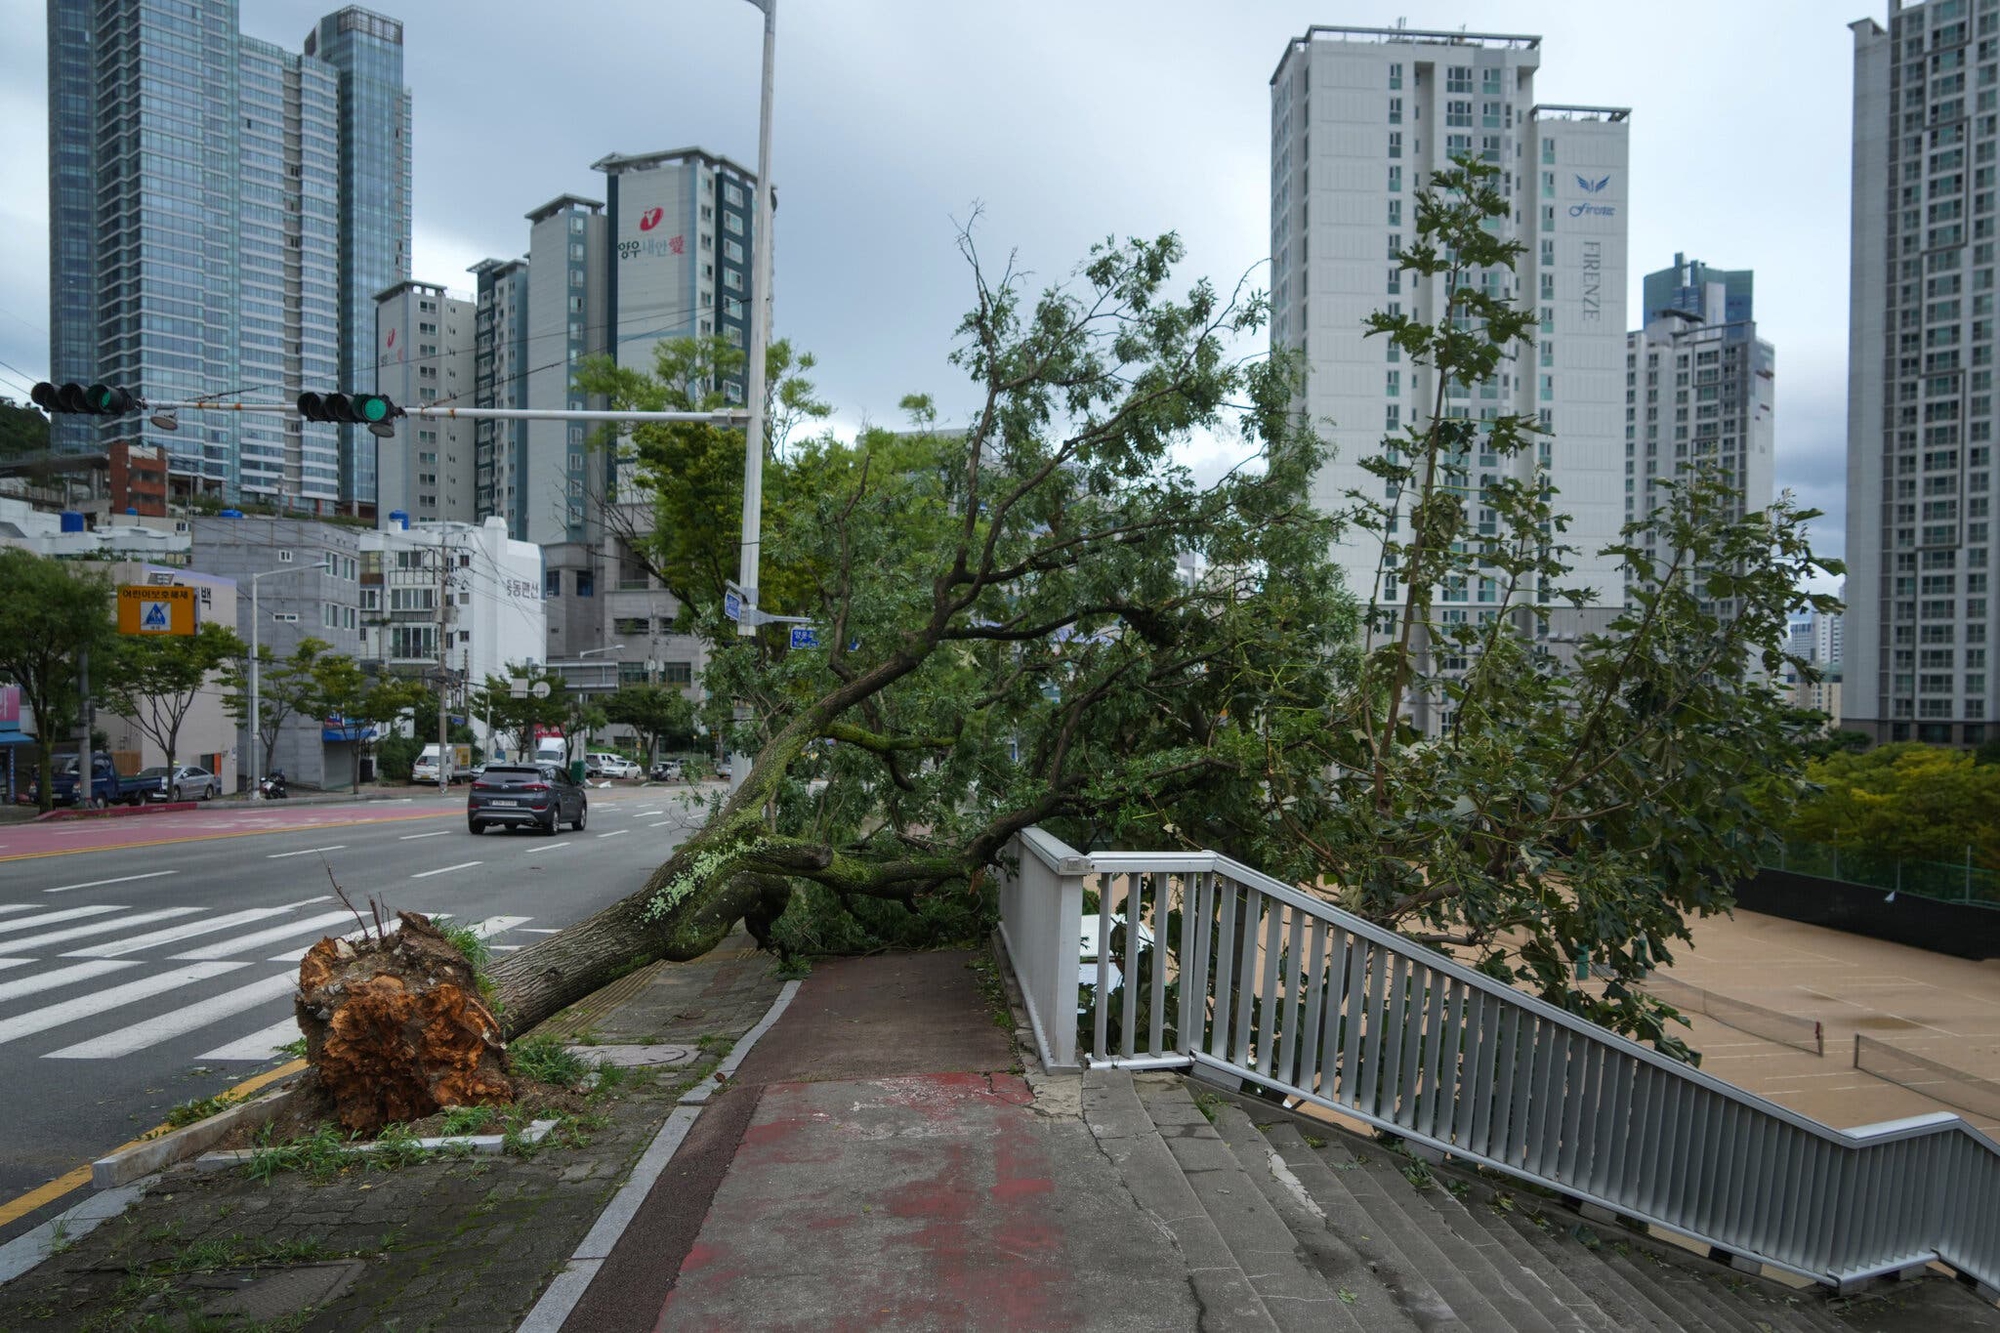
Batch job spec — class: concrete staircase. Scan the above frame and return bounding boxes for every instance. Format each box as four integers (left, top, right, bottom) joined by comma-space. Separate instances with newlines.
1082, 1068, 2000, 1333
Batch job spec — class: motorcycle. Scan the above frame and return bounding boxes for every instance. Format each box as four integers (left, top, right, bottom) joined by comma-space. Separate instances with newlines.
259, 771, 289, 799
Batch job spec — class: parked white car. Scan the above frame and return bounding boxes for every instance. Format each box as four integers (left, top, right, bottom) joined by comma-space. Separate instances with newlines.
586, 752, 642, 780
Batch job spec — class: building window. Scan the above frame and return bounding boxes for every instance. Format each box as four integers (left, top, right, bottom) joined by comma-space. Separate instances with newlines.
545, 571, 561, 598
1388, 131, 1402, 159
1389, 98, 1402, 125
661, 661, 694, 685
1542, 136, 1556, 164
1388, 63, 1402, 90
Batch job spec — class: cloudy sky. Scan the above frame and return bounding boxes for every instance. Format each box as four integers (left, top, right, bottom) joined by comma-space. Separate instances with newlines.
0, 1, 1861, 572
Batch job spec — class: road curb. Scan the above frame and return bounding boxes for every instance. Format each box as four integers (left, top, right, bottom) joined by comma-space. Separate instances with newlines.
91, 1080, 305, 1189
515, 976, 802, 1333
35, 801, 197, 821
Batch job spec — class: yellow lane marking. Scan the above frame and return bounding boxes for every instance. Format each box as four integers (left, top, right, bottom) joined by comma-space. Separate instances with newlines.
0, 811, 453, 863
0, 1058, 308, 1229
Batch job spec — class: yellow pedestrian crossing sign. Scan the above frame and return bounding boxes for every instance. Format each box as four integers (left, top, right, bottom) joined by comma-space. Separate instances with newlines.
117, 585, 197, 636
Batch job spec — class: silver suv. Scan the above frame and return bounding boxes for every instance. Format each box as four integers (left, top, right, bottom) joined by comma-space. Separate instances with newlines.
467, 762, 587, 835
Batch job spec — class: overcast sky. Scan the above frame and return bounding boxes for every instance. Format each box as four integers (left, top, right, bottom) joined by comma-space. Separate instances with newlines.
0, 1, 1862, 578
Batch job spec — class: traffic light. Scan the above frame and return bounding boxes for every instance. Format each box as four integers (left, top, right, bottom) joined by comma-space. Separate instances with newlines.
32, 382, 137, 415
297, 392, 401, 437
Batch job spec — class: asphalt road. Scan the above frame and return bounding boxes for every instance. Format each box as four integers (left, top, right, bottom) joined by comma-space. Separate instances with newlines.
0, 782, 716, 1245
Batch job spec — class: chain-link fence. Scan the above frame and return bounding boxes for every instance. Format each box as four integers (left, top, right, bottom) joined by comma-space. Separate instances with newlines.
1763, 841, 2000, 908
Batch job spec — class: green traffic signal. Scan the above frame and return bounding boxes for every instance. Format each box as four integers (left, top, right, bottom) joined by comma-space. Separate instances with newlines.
352, 394, 392, 423
296, 391, 398, 427
31, 381, 138, 416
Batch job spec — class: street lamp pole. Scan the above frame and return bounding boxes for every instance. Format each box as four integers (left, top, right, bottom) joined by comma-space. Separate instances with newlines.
733, 0, 777, 794
249, 560, 328, 799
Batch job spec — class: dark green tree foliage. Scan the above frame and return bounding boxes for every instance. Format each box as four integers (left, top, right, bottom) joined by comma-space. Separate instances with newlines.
485, 232, 1354, 1035
1270, 161, 1841, 1058
219, 637, 338, 778
312, 659, 426, 792
602, 684, 696, 763
0, 398, 50, 459
96, 620, 247, 776
467, 662, 574, 763
0, 550, 113, 810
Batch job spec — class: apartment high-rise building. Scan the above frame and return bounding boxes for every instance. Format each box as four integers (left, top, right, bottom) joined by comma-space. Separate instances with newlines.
304, 7, 413, 511
1625, 254, 1776, 608
1269, 27, 1631, 660
45, 3, 407, 511
1848, 4, 1997, 746
520, 194, 611, 548
373, 280, 474, 524
470, 257, 530, 535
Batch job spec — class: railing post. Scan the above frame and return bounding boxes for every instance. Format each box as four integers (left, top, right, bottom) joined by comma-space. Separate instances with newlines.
1052, 854, 1084, 1069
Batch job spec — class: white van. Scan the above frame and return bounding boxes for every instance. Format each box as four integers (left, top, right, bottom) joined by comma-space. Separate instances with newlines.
534, 738, 567, 766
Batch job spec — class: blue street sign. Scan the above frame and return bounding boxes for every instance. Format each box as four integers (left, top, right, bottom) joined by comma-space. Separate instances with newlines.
790, 626, 819, 649
723, 590, 743, 622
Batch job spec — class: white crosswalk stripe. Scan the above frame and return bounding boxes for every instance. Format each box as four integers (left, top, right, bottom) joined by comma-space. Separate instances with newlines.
0, 908, 202, 952
0, 959, 31, 971
45, 973, 298, 1059
0, 905, 44, 918
0, 960, 141, 1004
268, 912, 438, 964
173, 911, 357, 961
0, 905, 123, 935
0, 962, 245, 1046
200, 1016, 302, 1062
66, 907, 294, 959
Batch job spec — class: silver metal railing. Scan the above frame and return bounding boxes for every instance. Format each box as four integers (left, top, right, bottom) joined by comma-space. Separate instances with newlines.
996, 830, 2000, 1296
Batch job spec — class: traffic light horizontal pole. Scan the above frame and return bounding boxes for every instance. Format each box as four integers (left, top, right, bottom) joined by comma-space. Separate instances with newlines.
143, 400, 750, 427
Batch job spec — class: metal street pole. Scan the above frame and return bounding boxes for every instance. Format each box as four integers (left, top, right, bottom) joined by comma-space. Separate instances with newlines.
249, 561, 327, 799
732, 0, 777, 795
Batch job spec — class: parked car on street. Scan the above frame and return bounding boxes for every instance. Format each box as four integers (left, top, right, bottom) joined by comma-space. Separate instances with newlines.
467, 762, 587, 835
45, 754, 155, 807
138, 764, 219, 802
649, 758, 683, 781
585, 752, 641, 780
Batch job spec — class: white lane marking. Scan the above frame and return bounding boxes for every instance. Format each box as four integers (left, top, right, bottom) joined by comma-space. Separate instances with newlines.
490, 944, 521, 952
2, 909, 204, 952
44, 972, 299, 1059
649, 821, 676, 828
46, 871, 179, 894
398, 830, 450, 841
410, 861, 482, 879
266, 845, 347, 859
462, 916, 530, 940
596, 830, 628, 840
0, 959, 30, 971
279, 895, 335, 910
174, 911, 358, 961
0, 960, 141, 1003
539, 842, 572, 851
0, 962, 247, 1046
521, 928, 561, 934
0, 906, 123, 935
199, 1015, 302, 1062
67, 908, 294, 958
632, 809, 663, 816
0, 906, 42, 917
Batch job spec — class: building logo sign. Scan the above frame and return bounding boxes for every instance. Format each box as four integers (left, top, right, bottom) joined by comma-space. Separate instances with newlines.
386, 328, 396, 349
1575, 174, 1610, 194
618, 234, 685, 261
1570, 174, 1615, 219
1580, 241, 1603, 323
638, 206, 665, 232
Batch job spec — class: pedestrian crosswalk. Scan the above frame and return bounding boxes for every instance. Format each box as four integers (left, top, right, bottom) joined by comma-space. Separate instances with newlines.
0, 900, 539, 1067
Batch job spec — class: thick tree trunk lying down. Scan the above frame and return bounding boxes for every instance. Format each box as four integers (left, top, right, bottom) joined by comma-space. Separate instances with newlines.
296, 912, 514, 1135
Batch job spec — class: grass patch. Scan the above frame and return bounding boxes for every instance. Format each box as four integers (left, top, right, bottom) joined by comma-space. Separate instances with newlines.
161, 1233, 334, 1274
773, 955, 812, 981
277, 1037, 307, 1059
440, 921, 491, 970
967, 954, 1012, 1031
160, 1088, 248, 1131
510, 1033, 589, 1089
1191, 1089, 1224, 1124
439, 1104, 497, 1136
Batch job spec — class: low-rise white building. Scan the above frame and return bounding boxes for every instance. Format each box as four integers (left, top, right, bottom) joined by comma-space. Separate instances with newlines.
360, 516, 545, 755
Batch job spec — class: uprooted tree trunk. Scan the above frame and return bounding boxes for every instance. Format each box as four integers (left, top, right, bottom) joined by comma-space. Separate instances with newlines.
297, 911, 514, 1134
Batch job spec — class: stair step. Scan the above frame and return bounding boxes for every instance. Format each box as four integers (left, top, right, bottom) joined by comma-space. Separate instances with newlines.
1343, 1146, 1574, 1333
1202, 1098, 1420, 1333
1382, 1162, 1620, 1333
1131, 1076, 1353, 1333
1497, 1205, 1688, 1332
1082, 1069, 1283, 1332
1285, 1120, 1532, 1331
1598, 1239, 1740, 1333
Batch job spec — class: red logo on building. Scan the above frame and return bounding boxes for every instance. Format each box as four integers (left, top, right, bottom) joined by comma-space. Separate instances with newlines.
668, 234, 685, 256
386, 328, 396, 348
638, 207, 664, 232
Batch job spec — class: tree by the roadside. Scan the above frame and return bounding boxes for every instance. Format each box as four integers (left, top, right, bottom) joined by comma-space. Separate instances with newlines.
219, 637, 337, 780
0, 550, 114, 811
572, 334, 831, 631
1786, 742, 2000, 867
313, 658, 427, 792
0, 398, 50, 459
96, 620, 246, 778
601, 684, 695, 764
477, 226, 1355, 1038
1257, 159, 1840, 1058
466, 663, 572, 764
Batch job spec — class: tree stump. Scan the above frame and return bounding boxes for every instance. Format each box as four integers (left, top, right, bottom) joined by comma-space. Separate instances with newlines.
295, 911, 513, 1135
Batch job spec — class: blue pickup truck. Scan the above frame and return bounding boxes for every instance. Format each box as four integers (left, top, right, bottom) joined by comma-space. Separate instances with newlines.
44, 754, 156, 808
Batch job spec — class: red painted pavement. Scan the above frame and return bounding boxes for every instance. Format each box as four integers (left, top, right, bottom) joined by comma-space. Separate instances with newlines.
0, 801, 455, 860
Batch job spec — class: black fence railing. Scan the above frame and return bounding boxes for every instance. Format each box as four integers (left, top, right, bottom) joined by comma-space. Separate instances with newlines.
1761, 840, 2000, 909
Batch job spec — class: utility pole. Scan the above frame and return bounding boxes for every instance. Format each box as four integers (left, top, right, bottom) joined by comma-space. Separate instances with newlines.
731, 0, 778, 795
436, 525, 451, 795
